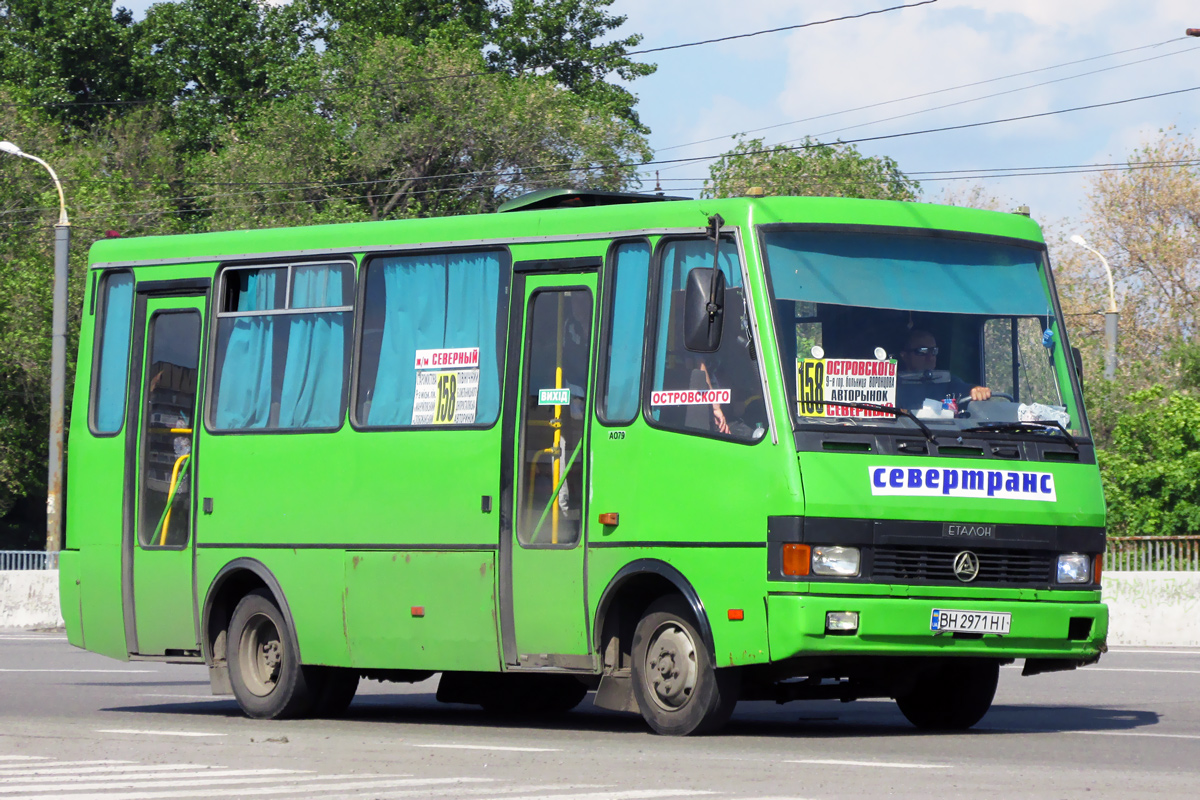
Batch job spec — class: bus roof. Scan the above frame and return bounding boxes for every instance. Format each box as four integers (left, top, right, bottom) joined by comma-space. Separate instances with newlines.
87, 195, 1046, 268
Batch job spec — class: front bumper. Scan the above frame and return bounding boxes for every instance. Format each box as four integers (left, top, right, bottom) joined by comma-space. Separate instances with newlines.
767, 591, 1108, 660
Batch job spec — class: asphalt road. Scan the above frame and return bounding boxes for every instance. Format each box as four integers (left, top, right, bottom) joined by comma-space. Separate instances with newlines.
2, 630, 1199, 799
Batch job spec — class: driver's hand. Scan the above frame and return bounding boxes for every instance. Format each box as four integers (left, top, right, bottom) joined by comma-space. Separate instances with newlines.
712, 405, 731, 434
970, 386, 992, 401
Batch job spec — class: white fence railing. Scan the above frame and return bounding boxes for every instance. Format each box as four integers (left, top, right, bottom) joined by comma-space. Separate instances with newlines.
0, 551, 56, 571
1105, 536, 1200, 572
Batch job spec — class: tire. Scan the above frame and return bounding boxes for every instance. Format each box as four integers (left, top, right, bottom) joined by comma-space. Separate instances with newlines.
308, 667, 360, 718
895, 658, 999, 730
630, 596, 739, 736
227, 589, 314, 719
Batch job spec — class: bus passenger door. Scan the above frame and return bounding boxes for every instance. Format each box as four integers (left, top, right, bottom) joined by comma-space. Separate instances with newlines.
123, 288, 207, 656
501, 271, 597, 666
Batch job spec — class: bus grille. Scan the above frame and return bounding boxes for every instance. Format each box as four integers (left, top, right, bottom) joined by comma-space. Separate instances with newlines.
872, 545, 1055, 585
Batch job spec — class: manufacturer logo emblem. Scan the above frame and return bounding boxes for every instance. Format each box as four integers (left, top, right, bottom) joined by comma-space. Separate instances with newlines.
953, 551, 981, 582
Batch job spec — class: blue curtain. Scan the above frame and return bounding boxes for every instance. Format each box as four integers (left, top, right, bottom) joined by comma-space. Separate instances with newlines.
653, 240, 742, 397
214, 270, 276, 429
94, 272, 134, 432
368, 251, 502, 426
603, 243, 650, 421
278, 265, 347, 428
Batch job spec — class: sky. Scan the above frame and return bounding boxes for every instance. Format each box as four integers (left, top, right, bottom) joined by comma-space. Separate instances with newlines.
116, 0, 1200, 229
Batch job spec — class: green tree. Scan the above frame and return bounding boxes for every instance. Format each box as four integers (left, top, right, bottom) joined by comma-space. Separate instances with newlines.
704, 136, 920, 200
198, 36, 650, 228
0, 1, 139, 127
1099, 383, 1200, 538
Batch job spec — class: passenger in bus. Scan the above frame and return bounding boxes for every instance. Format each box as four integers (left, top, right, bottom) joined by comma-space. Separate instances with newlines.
896, 329, 991, 410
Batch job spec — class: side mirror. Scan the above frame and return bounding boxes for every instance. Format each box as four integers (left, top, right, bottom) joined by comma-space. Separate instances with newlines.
683, 267, 725, 352
1071, 345, 1084, 382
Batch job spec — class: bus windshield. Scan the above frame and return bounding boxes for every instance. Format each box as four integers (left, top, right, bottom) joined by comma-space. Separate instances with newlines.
762, 228, 1087, 438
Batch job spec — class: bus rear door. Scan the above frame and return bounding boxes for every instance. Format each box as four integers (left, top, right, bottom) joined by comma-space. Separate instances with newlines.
122, 282, 207, 656
500, 267, 597, 668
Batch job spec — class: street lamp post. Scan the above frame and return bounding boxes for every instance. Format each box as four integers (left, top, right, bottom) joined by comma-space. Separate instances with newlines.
1, 141, 70, 564
1069, 234, 1118, 381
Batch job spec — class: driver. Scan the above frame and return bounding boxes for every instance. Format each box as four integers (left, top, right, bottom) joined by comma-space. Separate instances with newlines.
896, 329, 991, 410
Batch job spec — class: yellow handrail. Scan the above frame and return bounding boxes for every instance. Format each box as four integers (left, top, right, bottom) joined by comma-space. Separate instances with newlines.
159, 454, 191, 546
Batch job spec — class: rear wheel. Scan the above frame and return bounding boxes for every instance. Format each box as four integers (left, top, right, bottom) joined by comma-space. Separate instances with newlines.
895, 658, 999, 730
227, 589, 314, 719
630, 596, 739, 735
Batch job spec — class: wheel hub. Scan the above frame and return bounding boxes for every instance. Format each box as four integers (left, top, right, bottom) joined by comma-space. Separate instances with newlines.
239, 613, 283, 697
645, 622, 698, 711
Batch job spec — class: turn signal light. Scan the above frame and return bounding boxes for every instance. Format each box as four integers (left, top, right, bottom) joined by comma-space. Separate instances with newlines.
1093, 554, 1103, 585
782, 543, 811, 576
598, 512, 620, 526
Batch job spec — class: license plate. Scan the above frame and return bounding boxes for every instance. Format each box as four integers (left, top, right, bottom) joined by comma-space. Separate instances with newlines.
930, 608, 1011, 635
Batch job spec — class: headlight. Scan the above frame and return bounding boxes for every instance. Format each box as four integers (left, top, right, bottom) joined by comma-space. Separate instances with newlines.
1057, 553, 1091, 584
812, 545, 861, 577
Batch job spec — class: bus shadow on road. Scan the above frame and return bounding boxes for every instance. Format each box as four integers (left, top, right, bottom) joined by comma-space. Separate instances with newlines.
99, 694, 1161, 738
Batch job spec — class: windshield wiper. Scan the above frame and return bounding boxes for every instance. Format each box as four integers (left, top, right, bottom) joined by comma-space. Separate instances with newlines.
963, 421, 1078, 451
801, 400, 939, 445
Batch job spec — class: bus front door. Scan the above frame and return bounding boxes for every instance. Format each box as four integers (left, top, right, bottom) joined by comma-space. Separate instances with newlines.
123, 289, 206, 656
501, 272, 597, 666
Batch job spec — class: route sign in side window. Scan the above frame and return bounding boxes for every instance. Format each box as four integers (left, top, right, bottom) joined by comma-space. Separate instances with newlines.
355, 250, 509, 428
648, 238, 767, 441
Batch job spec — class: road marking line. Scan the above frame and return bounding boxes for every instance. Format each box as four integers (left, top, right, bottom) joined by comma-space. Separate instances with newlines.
0, 757, 47, 762
1074, 731, 1200, 740
0, 669, 157, 673
0, 637, 67, 641
0, 774, 388, 793
411, 744, 563, 752
1085, 668, 1200, 674
0, 777, 494, 800
785, 758, 950, 769
97, 729, 227, 737
1003, 666, 1200, 675
0, 761, 134, 773
363, 786, 609, 799
0, 765, 217, 778
0, 769, 311, 787
138, 694, 222, 700
1106, 648, 1200, 655
468, 792, 713, 800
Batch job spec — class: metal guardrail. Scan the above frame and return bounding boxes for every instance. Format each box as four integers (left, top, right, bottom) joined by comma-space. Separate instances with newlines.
1105, 536, 1200, 572
0, 550, 56, 570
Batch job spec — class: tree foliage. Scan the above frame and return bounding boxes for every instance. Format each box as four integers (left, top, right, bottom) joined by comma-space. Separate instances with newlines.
0, 0, 653, 547
704, 136, 920, 200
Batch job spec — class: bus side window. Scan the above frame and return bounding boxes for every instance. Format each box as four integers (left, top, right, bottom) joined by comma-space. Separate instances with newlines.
89, 270, 135, 435
598, 240, 651, 424
209, 262, 354, 431
648, 238, 767, 441
354, 249, 509, 428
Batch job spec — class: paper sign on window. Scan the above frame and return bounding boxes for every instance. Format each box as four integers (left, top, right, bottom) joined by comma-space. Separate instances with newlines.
414, 347, 480, 370
412, 369, 479, 425
797, 358, 896, 417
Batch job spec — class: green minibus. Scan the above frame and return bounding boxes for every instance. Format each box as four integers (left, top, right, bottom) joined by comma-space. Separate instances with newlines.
60, 190, 1106, 735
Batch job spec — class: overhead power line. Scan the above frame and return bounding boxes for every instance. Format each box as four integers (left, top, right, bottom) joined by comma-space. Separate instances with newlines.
657, 36, 1195, 153
5, 83, 1199, 223
627, 0, 938, 55
2, 2, 930, 112
5, 157, 1200, 229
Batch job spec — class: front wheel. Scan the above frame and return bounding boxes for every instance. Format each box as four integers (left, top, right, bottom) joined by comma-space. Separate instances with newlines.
895, 658, 999, 730
227, 589, 314, 719
630, 596, 739, 736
